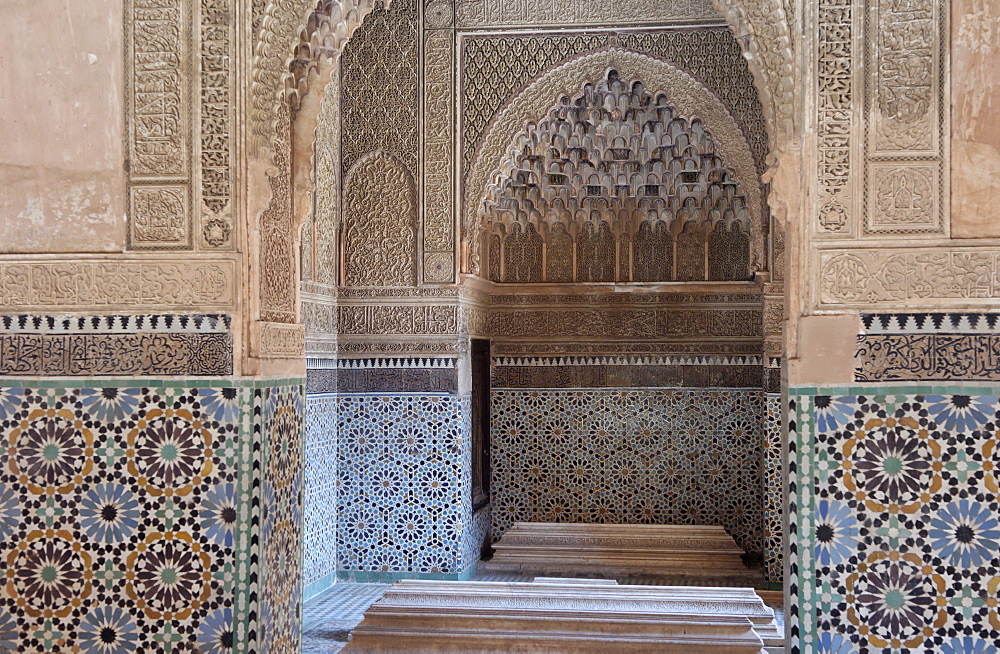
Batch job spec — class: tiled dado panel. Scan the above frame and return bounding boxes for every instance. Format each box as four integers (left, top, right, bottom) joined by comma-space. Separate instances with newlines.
788, 387, 1000, 654
490, 389, 764, 554
337, 394, 479, 576
303, 394, 338, 597
0, 379, 304, 654
764, 393, 782, 585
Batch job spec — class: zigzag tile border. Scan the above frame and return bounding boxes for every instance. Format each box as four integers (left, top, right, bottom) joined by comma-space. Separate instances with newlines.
861, 312, 1000, 334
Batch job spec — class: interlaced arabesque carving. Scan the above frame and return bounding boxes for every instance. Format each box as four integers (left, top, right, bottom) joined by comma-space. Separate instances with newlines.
250, 0, 376, 157
341, 0, 418, 173
462, 29, 768, 177
481, 72, 751, 284
711, 0, 794, 152
343, 151, 418, 287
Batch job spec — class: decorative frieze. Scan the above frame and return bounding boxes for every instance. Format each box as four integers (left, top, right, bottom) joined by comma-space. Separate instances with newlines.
492, 364, 764, 389
0, 333, 233, 376
255, 322, 306, 359
455, 0, 718, 29
0, 260, 235, 309
819, 248, 1000, 306
855, 312, 1000, 382
0, 312, 233, 376
338, 305, 458, 335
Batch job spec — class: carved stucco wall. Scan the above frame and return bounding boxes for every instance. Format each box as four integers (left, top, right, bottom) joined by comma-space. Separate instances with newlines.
464, 47, 766, 277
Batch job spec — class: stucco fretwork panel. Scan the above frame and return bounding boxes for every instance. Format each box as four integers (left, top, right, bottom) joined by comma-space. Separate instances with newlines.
309, 73, 341, 287
465, 48, 764, 276
342, 151, 418, 287
710, 0, 794, 151
481, 71, 751, 284
250, 0, 376, 157
422, 27, 457, 283
462, 29, 768, 178
455, 0, 718, 28
340, 0, 418, 174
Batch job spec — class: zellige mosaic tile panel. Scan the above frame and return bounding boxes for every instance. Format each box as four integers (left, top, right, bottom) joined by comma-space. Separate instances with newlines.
789, 386, 1000, 654
490, 388, 764, 554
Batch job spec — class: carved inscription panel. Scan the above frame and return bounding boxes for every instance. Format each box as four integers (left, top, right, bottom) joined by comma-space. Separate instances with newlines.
343, 152, 418, 287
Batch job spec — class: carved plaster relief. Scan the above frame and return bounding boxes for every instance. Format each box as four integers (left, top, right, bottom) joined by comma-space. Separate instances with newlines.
0, 260, 235, 309
126, 0, 191, 249
422, 29, 456, 282
455, 0, 718, 28
465, 48, 764, 275
125, 0, 235, 250
342, 152, 418, 287
198, 0, 234, 249
814, 0, 855, 236
863, 0, 948, 236
341, 0, 419, 174
480, 71, 753, 284
710, 0, 795, 151
819, 248, 1000, 307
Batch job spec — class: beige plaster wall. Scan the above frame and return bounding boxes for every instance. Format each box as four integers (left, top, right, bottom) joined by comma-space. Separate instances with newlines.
0, 0, 125, 253
951, 0, 1000, 238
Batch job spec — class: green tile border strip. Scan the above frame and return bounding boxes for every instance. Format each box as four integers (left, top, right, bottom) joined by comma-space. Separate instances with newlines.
303, 572, 338, 604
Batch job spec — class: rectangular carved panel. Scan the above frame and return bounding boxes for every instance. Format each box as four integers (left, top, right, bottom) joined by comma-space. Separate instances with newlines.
819, 248, 1000, 306
129, 186, 191, 247
0, 260, 235, 308
127, 0, 189, 178
863, 0, 947, 236
422, 30, 456, 281
455, 0, 718, 28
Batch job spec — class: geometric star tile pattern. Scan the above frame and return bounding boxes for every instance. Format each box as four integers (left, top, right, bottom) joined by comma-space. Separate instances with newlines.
304, 394, 338, 592
0, 379, 305, 654
789, 387, 1000, 654
764, 392, 783, 584
490, 388, 765, 555
336, 394, 483, 577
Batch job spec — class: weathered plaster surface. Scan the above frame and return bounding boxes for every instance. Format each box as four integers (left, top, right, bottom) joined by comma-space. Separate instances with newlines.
787, 314, 859, 386
0, 0, 125, 252
951, 0, 1000, 238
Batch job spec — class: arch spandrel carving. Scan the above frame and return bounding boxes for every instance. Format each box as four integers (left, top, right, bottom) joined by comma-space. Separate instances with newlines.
711, 0, 795, 153
342, 151, 418, 287
479, 70, 754, 284
464, 48, 765, 278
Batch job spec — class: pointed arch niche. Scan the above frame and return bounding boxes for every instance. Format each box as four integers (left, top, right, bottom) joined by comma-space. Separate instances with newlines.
479, 70, 753, 284
464, 47, 766, 281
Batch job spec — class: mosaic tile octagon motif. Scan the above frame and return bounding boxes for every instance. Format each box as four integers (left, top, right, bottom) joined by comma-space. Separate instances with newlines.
0, 379, 304, 654
490, 388, 764, 554
337, 394, 478, 577
303, 394, 338, 597
764, 392, 783, 584
789, 387, 1000, 654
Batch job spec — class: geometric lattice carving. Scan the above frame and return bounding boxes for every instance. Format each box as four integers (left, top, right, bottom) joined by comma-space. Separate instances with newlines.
481, 71, 751, 283
341, 0, 418, 173
343, 151, 418, 287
